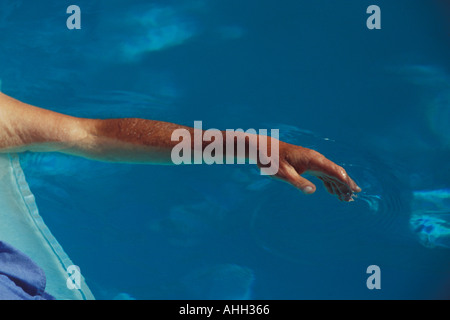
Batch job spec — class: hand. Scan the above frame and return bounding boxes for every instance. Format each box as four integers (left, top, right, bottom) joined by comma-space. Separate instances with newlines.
270, 142, 361, 202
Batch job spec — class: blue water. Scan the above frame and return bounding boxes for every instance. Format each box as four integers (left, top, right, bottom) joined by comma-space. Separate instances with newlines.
1, 0, 450, 299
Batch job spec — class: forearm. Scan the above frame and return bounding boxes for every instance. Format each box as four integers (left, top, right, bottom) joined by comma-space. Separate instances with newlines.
72, 118, 274, 165
0, 93, 273, 165
71, 118, 197, 164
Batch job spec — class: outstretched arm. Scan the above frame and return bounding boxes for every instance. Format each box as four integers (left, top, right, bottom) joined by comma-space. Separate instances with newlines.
0, 92, 360, 201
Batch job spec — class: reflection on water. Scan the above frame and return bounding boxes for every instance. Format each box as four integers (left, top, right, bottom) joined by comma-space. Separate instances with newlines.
395, 64, 450, 147
0, 1, 197, 110
410, 189, 450, 249
410, 214, 450, 249
396, 64, 450, 249
116, 4, 198, 61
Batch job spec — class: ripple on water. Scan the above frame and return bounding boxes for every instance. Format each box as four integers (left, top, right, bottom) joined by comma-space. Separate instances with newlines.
248, 127, 413, 266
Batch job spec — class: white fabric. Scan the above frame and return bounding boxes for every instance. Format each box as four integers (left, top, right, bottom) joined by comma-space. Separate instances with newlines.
0, 153, 94, 300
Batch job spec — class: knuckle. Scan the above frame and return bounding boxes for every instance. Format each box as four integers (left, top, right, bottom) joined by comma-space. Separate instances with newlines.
305, 149, 324, 164
334, 165, 348, 179
338, 166, 347, 177
307, 149, 322, 158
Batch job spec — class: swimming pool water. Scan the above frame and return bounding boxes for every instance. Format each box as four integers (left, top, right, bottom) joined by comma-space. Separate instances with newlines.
1, 0, 449, 299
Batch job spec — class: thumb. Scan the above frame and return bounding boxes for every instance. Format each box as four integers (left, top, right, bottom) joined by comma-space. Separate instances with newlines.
279, 164, 316, 195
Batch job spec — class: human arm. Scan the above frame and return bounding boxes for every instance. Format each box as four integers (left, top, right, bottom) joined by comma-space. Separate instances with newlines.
0, 92, 360, 201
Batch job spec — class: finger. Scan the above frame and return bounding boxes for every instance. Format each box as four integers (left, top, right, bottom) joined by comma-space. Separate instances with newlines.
338, 169, 361, 193
348, 176, 361, 193
332, 181, 356, 202
308, 156, 361, 193
318, 176, 335, 195
323, 178, 348, 201
329, 181, 343, 199
333, 179, 353, 196
323, 180, 335, 196
319, 175, 356, 202
280, 164, 316, 195
320, 175, 354, 202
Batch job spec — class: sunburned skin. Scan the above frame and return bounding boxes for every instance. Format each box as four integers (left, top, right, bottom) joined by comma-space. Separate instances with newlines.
0, 92, 361, 202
